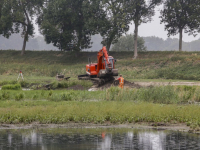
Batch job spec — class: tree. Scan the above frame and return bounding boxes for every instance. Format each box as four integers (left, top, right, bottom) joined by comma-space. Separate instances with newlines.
99, 0, 130, 51
125, 0, 162, 58
38, 0, 104, 52
111, 34, 146, 51
0, 0, 43, 55
160, 0, 200, 51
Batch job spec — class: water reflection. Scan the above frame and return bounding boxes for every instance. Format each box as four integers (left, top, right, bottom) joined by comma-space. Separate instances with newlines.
0, 128, 199, 150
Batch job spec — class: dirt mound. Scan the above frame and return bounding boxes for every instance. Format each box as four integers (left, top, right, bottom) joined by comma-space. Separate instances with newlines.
96, 80, 141, 89
68, 85, 86, 90
124, 80, 141, 89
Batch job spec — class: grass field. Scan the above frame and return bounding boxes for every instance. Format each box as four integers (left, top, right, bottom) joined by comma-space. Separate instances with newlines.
1, 50, 200, 82
1, 50, 200, 129
0, 100, 200, 129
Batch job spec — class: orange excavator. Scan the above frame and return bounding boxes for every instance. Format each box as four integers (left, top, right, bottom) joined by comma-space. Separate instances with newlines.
78, 47, 118, 86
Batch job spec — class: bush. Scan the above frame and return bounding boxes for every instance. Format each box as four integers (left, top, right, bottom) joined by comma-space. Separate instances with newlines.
61, 91, 77, 101
1, 84, 21, 90
20, 81, 29, 88
32, 94, 38, 100
0, 80, 17, 86
1, 91, 10, 100
15, 93, 24, 101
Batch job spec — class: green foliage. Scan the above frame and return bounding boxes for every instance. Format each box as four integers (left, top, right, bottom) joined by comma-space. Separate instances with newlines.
1, 84, 21, 90
160, 0, 200, 51
0, 101, 200, 128
0, 0, 44, 54
61, 91, 77, 101
106, 86, 121, 101
15, 93, 24, 101
1, 91, 10, 100
20, 81, 29, 88
0, 80, 17, 86
111, 34, 146, 52
106, 86, 178, 104
99, 0, 129, 51
39, 0, 103, 51
124, 0, 162, 57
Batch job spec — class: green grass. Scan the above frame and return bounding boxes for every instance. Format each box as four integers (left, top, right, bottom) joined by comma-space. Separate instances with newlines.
2, 50, 200, 129
0, 101, 200, 129
1, 50, 200, 82
1, 84, 21, 90
0, 85, 199, 104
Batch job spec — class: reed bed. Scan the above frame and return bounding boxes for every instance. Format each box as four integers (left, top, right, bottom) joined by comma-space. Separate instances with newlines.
0, 85, 199, 103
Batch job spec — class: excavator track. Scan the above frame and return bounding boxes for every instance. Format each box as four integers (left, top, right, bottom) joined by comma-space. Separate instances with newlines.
78, 74, 90, 80
78, 74, 117, 87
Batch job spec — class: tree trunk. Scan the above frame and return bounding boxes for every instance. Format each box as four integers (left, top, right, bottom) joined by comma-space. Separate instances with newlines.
106, 42, 111, 52
133, 21, 138, 59
179, 28, 183, 51
21, 29, 28, 55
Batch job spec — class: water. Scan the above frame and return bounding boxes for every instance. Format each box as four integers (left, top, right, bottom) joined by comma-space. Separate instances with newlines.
0, 128, 200, 150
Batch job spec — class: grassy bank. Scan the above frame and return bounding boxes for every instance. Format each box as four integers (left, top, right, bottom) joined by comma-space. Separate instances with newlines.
0, 85, 200, 129
1, 50, 200, 130
1, 50, 200, 82
0, 101, 200, 129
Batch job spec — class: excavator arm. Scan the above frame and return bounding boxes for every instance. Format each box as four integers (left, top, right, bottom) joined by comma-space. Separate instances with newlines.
101, 47, 110, 66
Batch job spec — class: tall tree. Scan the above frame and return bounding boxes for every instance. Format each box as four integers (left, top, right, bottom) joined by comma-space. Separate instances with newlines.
38, 0, 104, 52
99, 0, 130, 51
160, 0, 200, 51
0, 0, 43, 55
125, 0, 162, 58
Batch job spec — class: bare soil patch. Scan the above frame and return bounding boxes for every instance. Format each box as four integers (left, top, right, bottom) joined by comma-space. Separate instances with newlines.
96, 80, 141, 90
68, 85, 86, 90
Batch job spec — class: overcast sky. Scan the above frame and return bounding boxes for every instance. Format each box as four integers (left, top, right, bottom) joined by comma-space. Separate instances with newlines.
35, 5, 200, 42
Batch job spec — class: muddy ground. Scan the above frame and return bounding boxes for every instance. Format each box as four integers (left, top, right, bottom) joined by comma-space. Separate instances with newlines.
72, 80, 200, 91
0, 122, 195, 133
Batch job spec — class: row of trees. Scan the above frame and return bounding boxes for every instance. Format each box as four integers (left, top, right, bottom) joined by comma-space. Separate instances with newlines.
0, 0, 200, 58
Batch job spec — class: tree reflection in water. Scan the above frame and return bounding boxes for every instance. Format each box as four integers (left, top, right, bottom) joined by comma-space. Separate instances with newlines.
0, 128, 199, 150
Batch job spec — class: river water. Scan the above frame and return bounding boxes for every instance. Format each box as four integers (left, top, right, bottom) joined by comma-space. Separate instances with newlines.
0, 128, 200, 150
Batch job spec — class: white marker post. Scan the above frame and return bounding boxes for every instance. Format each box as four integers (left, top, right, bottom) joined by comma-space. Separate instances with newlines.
17, 70, 24, 81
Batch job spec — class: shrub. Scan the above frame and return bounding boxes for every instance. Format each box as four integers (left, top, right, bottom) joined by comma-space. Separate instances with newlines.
1, 84, 21, 90
0, 80, 17, 86
20, 81, 29, 88
61, 91, 77, 101
32, 94, 38, 100
1, 91, 10, 100
15, 93, 24, 101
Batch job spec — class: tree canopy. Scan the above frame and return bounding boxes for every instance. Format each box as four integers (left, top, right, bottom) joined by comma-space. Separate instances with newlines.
0, 0, 43, 55
99, 0, 130, 51
160, 0, 200, 51
124, 0, 162, 58
38, 0, 105, 52
111, 34, 146, 51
